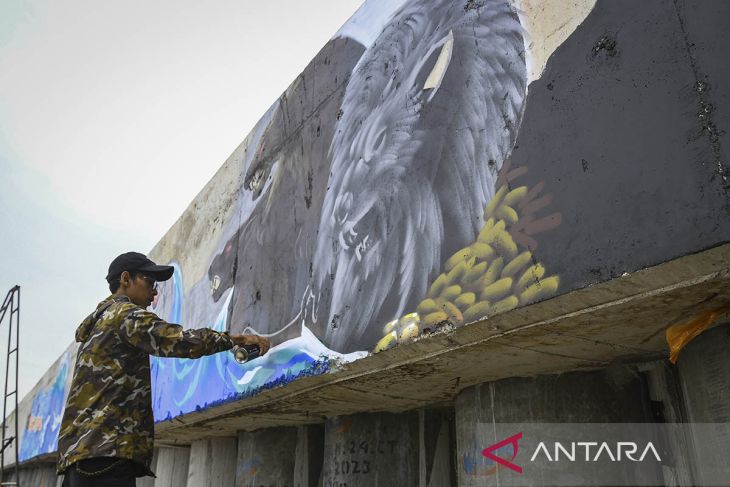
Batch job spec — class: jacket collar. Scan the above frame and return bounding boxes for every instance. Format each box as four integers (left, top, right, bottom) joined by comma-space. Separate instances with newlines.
110, 294, 132, 304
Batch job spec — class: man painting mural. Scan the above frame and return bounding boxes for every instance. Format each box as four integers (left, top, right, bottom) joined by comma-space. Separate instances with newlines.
56, 252, 270, 486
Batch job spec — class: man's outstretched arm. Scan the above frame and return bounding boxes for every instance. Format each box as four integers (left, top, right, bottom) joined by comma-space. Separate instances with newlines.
118, 305, 269, 358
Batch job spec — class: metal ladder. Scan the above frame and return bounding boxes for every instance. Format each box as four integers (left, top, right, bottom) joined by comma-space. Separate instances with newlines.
0, 286, 20, 486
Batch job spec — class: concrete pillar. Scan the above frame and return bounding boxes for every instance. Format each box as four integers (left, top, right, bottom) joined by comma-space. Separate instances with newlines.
187, 437, 237, 487
136, 447, 158, 487
677, 323, 730, 421
1, 463, 59, 486
321, 412, 420, 487
677, 323, 730, 484
7, 464, 58, 486
235, 426, 297, 487
639, 360, 694, 486
455, 367, 655, 486
419, 409, 455, 487
152, 445, 190, 487
293, 424, 325, 487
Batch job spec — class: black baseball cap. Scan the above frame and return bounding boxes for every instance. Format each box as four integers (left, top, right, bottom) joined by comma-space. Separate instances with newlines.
106, 252, 174, 283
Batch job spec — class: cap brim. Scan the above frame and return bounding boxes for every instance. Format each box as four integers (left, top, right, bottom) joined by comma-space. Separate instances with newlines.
137, 264, 174, 281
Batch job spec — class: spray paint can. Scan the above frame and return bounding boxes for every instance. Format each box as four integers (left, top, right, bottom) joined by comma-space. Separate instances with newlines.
231, 344, 261, 364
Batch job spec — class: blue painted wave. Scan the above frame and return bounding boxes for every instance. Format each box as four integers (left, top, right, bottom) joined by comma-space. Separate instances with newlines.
150, 263, 341, 422
19, 352, 70, 461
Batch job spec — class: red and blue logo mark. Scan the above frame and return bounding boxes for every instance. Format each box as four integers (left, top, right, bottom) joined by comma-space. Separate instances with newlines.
464, 432, 523, 476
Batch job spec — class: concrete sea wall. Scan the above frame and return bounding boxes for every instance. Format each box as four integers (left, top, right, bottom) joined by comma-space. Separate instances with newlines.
5, 0, 730, 485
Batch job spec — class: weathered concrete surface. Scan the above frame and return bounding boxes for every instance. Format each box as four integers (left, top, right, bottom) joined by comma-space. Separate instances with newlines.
149, 137, 247, 294
454, 367, 650, 423
7, 0, 730, 473
137, 448, 157, 487
1, 462, 60, 486
639, 360, 694, 486
150, 446, 189, 487
321, 412, 419, 487
236, 426, 297, 487
186, 437, 236, 487
155, 244, 730, 442
454, 367, 657, 486
293, 425, 324, 487
677, 324, 730, 485
419, 409, 454, 487
677, 324, 730, 422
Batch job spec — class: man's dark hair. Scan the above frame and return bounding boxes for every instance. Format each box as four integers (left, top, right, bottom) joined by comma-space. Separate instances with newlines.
109, 271, 140, 293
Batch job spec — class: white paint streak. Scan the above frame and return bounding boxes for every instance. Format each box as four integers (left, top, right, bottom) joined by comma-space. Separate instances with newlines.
423, 30, 454, 93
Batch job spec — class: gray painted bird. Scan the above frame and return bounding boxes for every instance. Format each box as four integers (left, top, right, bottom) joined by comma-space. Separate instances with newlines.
310, 0, 527, 351
207, 36, 366, 344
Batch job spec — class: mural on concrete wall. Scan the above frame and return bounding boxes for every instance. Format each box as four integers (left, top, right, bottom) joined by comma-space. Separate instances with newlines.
149, 0, 592, 420
13, 0, 730, 464
207, 0, 561, 355
151, 264, 343, 419
18, 348, 73, 461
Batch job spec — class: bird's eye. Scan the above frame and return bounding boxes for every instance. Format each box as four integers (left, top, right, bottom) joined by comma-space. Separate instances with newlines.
334, 192, 354, 225
211, 275, 221, 292
247, 168, 264, 191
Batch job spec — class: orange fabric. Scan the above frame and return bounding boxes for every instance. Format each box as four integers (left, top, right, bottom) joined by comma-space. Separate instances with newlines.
666, 306, 730, 363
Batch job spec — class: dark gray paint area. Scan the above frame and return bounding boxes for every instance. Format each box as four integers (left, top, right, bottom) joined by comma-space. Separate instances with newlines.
207, 36, 366, 341
676, 0, 730, 189
512, 0, 730, 290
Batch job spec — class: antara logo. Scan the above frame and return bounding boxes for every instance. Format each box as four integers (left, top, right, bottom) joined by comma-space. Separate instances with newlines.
530, 441, 662, 462
463, 432, 524, 476
465, 432, 663, 478
482, 432, 523, 474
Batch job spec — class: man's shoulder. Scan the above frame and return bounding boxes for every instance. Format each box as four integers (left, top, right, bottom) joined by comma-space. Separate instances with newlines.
90, 297, 146, 330
105, 296, 143, 317
105, 297, 165, 329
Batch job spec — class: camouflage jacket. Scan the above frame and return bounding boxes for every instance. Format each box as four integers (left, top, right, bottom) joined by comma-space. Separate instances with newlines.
56, 294, 234, 475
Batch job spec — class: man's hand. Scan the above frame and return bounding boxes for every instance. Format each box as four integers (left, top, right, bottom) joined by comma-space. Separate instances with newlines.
230, 334, 271, 355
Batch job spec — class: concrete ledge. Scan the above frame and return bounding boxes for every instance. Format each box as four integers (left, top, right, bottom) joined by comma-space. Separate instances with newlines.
155, 243, 730, 443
